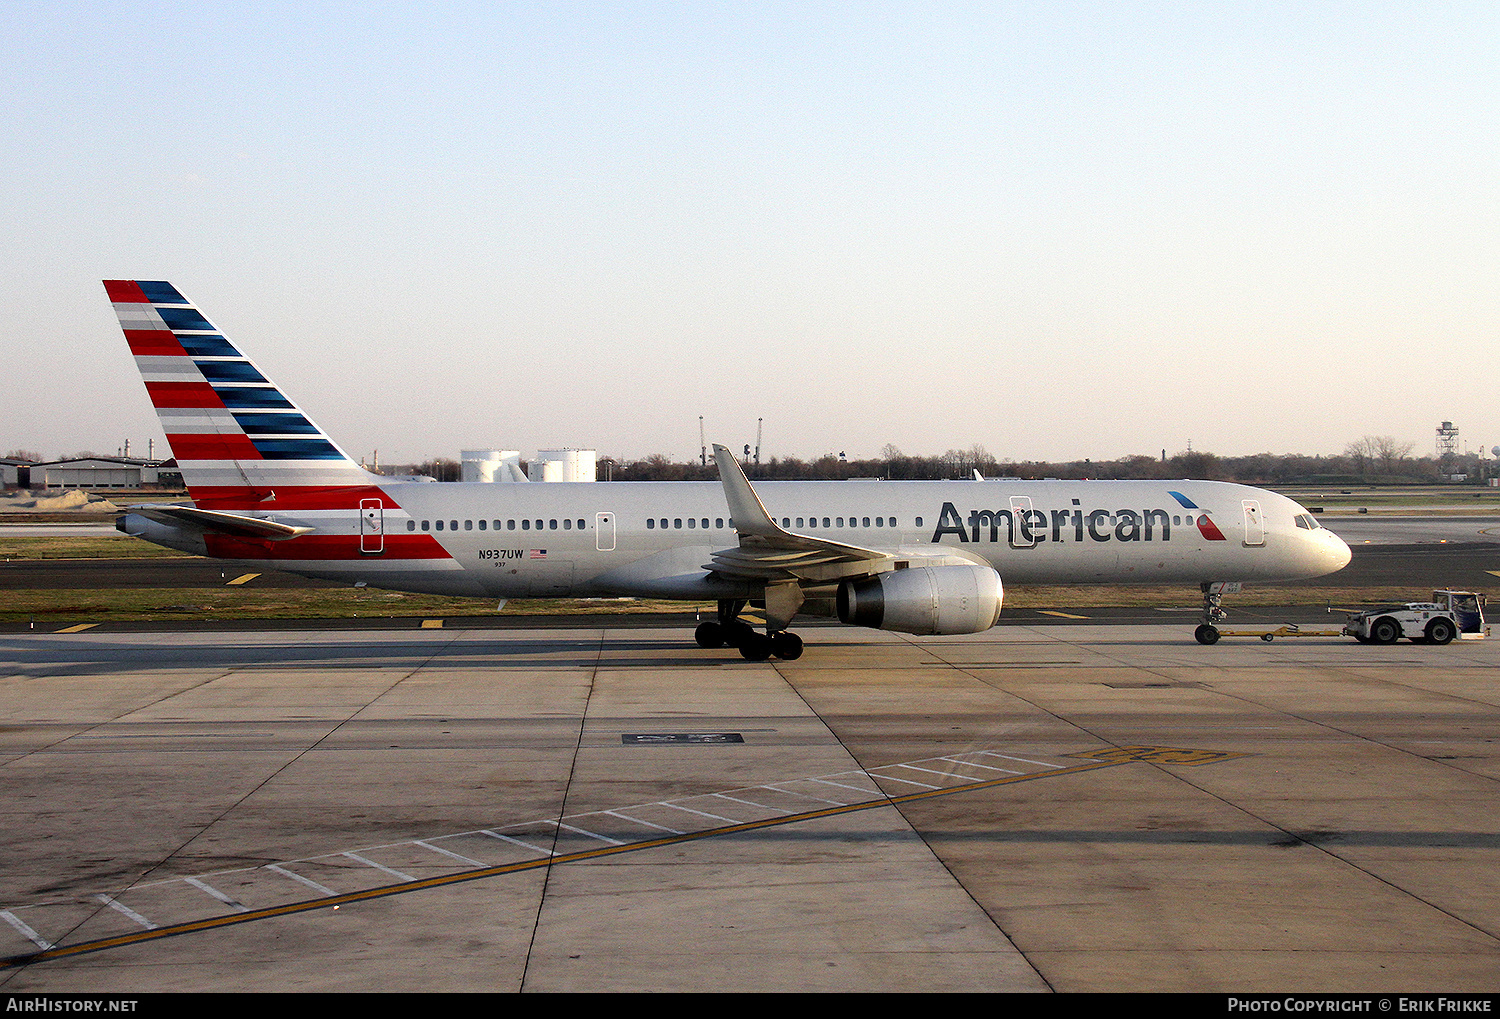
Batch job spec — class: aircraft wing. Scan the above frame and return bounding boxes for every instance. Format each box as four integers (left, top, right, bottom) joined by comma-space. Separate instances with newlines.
707, 444, 896, 583
122, 504, 315, 541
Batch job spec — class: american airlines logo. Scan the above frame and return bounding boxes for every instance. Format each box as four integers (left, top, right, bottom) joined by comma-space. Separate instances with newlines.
931, 492, 1227, 545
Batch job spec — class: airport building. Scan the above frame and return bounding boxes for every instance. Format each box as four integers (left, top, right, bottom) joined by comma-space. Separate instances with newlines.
26, 457, 180, 490
0, 458, 33, 488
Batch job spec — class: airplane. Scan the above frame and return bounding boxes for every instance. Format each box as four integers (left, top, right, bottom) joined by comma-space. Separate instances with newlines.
106, 279, 1353, 658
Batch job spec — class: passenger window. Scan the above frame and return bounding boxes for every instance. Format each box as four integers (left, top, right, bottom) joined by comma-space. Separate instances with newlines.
407, 520, 415, 531
507, 520, 515, 530
874, 517, 883, 527
674, 518, 682, 529
837, 517, 844, 527
421, 520, 430, 531
450, 520, 458, 531
578, 519, 585, 529
914, 517, 922, 528
522, 520, 530, 530
478, 519, 486, 530
703, 518, 710, 529
862, 517, 870, 527
687, 518, 696, 528
549, 519, 557, 530
465, 520, 473, 530
647, 519, 655, 529
435, 520, 444, 531
822, 518, 830, 528
796, 517, 804, 528
716, 518, 724, 529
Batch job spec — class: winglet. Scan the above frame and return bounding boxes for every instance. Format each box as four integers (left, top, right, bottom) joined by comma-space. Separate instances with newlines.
712, 444, 782, 538
708, 444, 897, 574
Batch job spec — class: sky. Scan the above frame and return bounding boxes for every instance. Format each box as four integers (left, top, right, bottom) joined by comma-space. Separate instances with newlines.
3, 2, 1497, 466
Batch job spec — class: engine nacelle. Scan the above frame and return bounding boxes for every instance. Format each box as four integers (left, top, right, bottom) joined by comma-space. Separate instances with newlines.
836, 564, 1003, 635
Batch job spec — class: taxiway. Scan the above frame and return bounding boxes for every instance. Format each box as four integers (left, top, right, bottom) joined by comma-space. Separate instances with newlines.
1, 621, 1497, 992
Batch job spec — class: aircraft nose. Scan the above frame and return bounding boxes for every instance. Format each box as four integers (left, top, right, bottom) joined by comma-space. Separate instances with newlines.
1324, 530, 1353, 573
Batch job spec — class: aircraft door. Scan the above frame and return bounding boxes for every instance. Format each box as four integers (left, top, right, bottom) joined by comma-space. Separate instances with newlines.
596, 511, 616, 551
360, 499, 385, 554
1241, 500, 1264, 547
1009, 496, 1037, 548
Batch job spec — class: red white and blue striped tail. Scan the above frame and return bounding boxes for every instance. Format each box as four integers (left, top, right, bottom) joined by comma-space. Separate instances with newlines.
106, 280, 377, 510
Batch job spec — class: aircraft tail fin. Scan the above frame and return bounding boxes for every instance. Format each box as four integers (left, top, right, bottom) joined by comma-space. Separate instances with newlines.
105, 280, 376, 509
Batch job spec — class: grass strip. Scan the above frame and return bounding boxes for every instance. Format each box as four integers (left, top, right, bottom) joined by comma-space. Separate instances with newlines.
0, 536, 194, 559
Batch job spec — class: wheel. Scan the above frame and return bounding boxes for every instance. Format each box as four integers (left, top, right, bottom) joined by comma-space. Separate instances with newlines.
1194, 624, 1220, 645
739, 634, 773, 661
1369, 617, 1401, 644
1425, 618, 1456, 646
721, 620, 755, 648
694, 621, 724, 649
1260, 633, 1275, 642
770, 631, 803, 660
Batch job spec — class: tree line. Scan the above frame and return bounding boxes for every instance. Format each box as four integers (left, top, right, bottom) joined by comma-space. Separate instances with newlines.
560, 437, 1490, 485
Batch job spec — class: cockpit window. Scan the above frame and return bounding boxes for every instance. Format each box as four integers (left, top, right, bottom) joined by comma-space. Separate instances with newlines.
1294, 514, 1322, 530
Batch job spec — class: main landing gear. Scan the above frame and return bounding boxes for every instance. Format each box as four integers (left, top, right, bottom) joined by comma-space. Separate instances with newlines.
694, 600, 804, 661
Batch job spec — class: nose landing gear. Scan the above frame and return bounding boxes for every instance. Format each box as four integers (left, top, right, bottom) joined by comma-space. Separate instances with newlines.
1193, 581, 1237, 645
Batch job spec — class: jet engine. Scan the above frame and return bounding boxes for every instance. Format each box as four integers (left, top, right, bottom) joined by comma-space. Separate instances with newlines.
836, 564, 1003, 635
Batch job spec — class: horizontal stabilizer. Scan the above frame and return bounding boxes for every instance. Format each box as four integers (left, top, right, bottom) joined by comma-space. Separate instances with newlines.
128, 504, 315, 541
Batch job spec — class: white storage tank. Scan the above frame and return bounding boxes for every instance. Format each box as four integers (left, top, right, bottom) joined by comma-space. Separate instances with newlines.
528, 448, 596, 482
461, 449, 522, 483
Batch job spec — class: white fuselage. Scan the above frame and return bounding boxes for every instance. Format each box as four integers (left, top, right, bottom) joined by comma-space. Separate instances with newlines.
226, 476, 1351, 599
